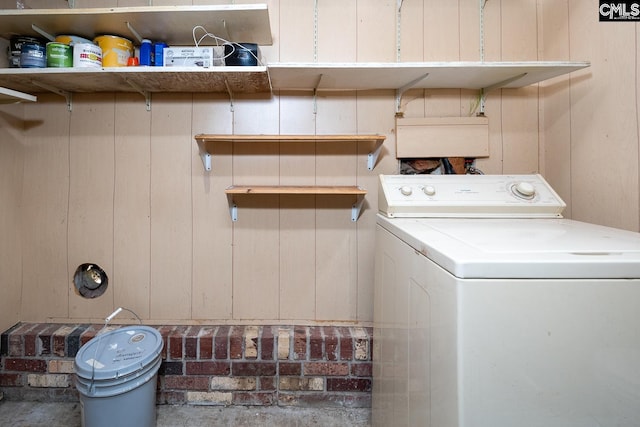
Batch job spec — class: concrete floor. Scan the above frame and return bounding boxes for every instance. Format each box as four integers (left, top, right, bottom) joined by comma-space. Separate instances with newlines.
0, 400, 371, 427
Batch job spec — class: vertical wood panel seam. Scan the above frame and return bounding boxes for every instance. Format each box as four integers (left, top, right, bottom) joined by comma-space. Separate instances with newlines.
635, 24, 640, 230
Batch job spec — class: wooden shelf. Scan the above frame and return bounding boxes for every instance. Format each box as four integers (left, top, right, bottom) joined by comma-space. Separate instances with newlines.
0, 5, 273, 46
195, 134, 386, 143
225, 185, 367, 195
0, 67, 270, 95
268, 61, 590, 91
195, 134, 386, 172
0, 6, 590, 110
0, 86, 36, 104
225, 186, 367, 222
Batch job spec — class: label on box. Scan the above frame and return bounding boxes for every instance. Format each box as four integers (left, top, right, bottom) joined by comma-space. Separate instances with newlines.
163, 47, 214, 68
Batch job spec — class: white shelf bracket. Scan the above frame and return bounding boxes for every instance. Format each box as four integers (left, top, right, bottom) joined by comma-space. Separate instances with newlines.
351, 195, 365, 222
201, 153, 212, 172
224, 78, 235, 112
122, 78, 151, 111
32, 81, 72, 111
395, 72, 429, 114
195, 139, 212, 172
479, 72, 528, 114
31, 24, 55, 41
126, 21, 144, 44
313, 74, 323, 114
482, 72, 528, 93
367, 140, 384, 171
227, 195, 238, 222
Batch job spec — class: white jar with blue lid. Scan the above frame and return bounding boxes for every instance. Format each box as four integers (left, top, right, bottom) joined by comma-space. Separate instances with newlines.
74, 325, 163, 427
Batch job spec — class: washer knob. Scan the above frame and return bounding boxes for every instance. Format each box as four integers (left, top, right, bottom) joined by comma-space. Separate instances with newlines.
423, 185, 436, 196
400, 186, 413, 196
514, 181, 536, 198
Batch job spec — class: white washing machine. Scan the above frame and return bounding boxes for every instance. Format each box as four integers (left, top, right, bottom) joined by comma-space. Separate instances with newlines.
373, 174, 640, 427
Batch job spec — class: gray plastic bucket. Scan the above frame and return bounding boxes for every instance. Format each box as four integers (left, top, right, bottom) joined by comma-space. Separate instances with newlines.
74, 325, 163, 427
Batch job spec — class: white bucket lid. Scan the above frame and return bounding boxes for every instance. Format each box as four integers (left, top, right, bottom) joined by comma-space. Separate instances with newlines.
74, 325, 163, 381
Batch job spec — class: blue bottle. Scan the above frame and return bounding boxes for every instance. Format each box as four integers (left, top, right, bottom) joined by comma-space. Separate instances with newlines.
139, 39, 152, 66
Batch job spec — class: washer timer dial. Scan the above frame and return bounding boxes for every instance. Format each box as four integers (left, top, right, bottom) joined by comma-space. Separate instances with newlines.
511, 181, 536, 199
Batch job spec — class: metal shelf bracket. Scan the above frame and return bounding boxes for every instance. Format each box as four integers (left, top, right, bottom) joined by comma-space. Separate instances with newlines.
227, 195, 238, 222
122, 78, 151, 111
395, 72, 429, 114
32, 81, 72, 111
367, 140, 384, 171
352, 195, 365, 222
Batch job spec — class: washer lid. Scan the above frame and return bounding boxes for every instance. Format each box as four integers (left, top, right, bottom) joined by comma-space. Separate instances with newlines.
377, 216, 640, 279
74, 325, 163, 380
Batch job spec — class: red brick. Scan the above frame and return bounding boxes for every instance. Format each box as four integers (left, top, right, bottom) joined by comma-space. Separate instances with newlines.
229, 326, 243, 359
324, 327, 339, 361
260, 326, 274, 360
169, 326, 187, 360
164, 375, 209, 391
214, 326, 229, 359
156, 325, 175, 359
185, 361, 230, 375
293, 327, 307, 360
351, 362, 372, 377
8, 323, 33, 356
338, 327, 353, 361
198, 327, 215, 359
79, 324, 102, 346
184, 326, 199, 359
232, 362, 276, 376
4, 358, 47, 373
309, 327, 323, 360
304, 362, 349, 376
259, 376, 276, 391
24, 324, 50, 356
327, 378, 372, 392
0, 373, 23, 386
232, 391, 275, 406
278, 362, 301, 376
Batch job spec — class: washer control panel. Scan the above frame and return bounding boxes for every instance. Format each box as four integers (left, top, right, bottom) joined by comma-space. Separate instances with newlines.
379, 174, 566, 218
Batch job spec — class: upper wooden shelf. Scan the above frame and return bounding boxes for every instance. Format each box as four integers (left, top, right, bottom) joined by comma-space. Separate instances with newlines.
195, 134, 386, 172
268, 61, 590, 91
195, 134, 386, 143
225, 185, 367, 195
0, 5, 273, 45
0, 67, 270, 95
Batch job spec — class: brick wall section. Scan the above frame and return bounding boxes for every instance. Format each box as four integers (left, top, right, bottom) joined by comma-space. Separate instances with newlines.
0, 323, 372, 408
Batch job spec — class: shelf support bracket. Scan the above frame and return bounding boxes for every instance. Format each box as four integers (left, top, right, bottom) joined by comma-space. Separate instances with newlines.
367, 140, 384, 171
482, 72, 528, 93
352, 194, 365, 222
479, 72, 528, 114
196, 139, 212, 172
123, 78, 151, 111
227, 195, 238, 222
395, 72, 429, 114
126, 21, 144, 44
224, 78, 235, 112
313, 74, 323, 114
32, 81, 72, 111
31, 24, 55, 41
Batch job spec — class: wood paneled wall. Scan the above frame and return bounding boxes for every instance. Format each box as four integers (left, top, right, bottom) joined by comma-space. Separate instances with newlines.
1, 0, 639, 331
